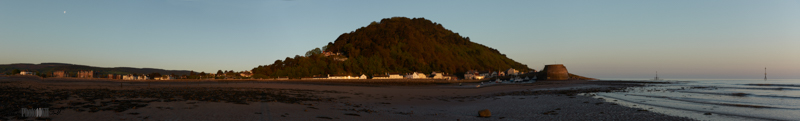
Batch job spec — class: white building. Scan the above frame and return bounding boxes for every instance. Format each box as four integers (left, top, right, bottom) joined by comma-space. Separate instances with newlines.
429, 72, 452, 80
19, 71, 36, 76
155, 75, 175, 80
123, 74, 150, 80
374, 73, 404, 79
358, 74, 367, 79
464, 70, 485, 80
430, 72, 444, 79
507, 68, 519, 76
122, 75, 137, 80
327, 74, 367, 79
240, 71, 253, 77
388, 73, 403, 79
405, 72, 428, 79
139, 75, 149, 80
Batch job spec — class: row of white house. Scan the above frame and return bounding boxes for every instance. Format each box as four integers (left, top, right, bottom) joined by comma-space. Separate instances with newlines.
326, 74, 368, 79
122, 75, 149, 80
305, 72, 452, 80
372, 73, 404, 79
121, 74, 175, 80
380, 72, 451, 80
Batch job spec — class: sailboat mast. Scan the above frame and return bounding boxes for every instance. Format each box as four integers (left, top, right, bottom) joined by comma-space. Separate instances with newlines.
654, 71, 659, 80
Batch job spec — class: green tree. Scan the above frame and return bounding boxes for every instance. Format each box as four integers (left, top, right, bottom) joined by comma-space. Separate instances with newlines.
225, 70, 235, 77
305, 47, 322, 57
150, 72, 162, 77
12, 69, 20, 75
323, 42, 333, 51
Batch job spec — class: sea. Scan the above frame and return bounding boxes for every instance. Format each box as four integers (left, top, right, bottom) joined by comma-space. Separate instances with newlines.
593, 79, 800, 121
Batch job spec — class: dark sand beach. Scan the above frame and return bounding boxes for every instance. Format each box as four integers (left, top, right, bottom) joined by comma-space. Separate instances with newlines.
1, 76, 694, 121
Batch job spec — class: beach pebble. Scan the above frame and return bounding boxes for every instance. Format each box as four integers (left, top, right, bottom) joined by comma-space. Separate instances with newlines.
479, 109, 491, 117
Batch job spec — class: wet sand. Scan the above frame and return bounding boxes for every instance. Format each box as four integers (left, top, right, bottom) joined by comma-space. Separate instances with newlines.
1, 76, 694, 120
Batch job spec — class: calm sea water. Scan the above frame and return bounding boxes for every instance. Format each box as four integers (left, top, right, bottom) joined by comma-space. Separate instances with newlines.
594, 79, 800, 121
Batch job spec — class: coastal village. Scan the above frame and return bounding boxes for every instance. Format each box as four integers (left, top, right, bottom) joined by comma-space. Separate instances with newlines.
3, 51, 573, 82
4, 51, 550, 82
7, 67, 550, 82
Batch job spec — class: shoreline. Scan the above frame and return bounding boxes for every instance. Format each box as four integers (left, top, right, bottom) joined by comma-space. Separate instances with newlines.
1, 76, 694, 120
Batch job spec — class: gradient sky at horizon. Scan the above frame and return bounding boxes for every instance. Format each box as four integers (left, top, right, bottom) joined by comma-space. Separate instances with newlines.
1, 0, 798, 79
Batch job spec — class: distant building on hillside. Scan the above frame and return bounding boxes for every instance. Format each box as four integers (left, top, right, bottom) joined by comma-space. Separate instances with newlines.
322, 51, 342, 56
53, 71, 67, 77
322, 51, 348, 61
333, 57, 348, 61
77, 70, 94, 78
20, 71, 36, 76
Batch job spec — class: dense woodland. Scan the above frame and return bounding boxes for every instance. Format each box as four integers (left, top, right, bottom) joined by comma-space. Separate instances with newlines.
251, 17, 532, 79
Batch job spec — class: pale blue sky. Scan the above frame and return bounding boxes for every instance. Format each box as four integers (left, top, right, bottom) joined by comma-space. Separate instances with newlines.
1, 0, 798, 79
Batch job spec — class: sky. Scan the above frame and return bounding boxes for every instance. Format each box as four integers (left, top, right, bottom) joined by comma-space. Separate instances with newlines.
1, 0, 798, 79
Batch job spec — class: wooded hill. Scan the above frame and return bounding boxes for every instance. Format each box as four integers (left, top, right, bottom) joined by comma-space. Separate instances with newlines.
0, 63, 194, 77
251, 17, 532, 79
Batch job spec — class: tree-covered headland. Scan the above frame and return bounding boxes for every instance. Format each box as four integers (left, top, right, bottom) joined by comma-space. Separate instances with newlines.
251, 17, 532, 79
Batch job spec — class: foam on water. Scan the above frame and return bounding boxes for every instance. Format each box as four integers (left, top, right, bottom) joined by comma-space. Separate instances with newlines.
593, 79, 800, 120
